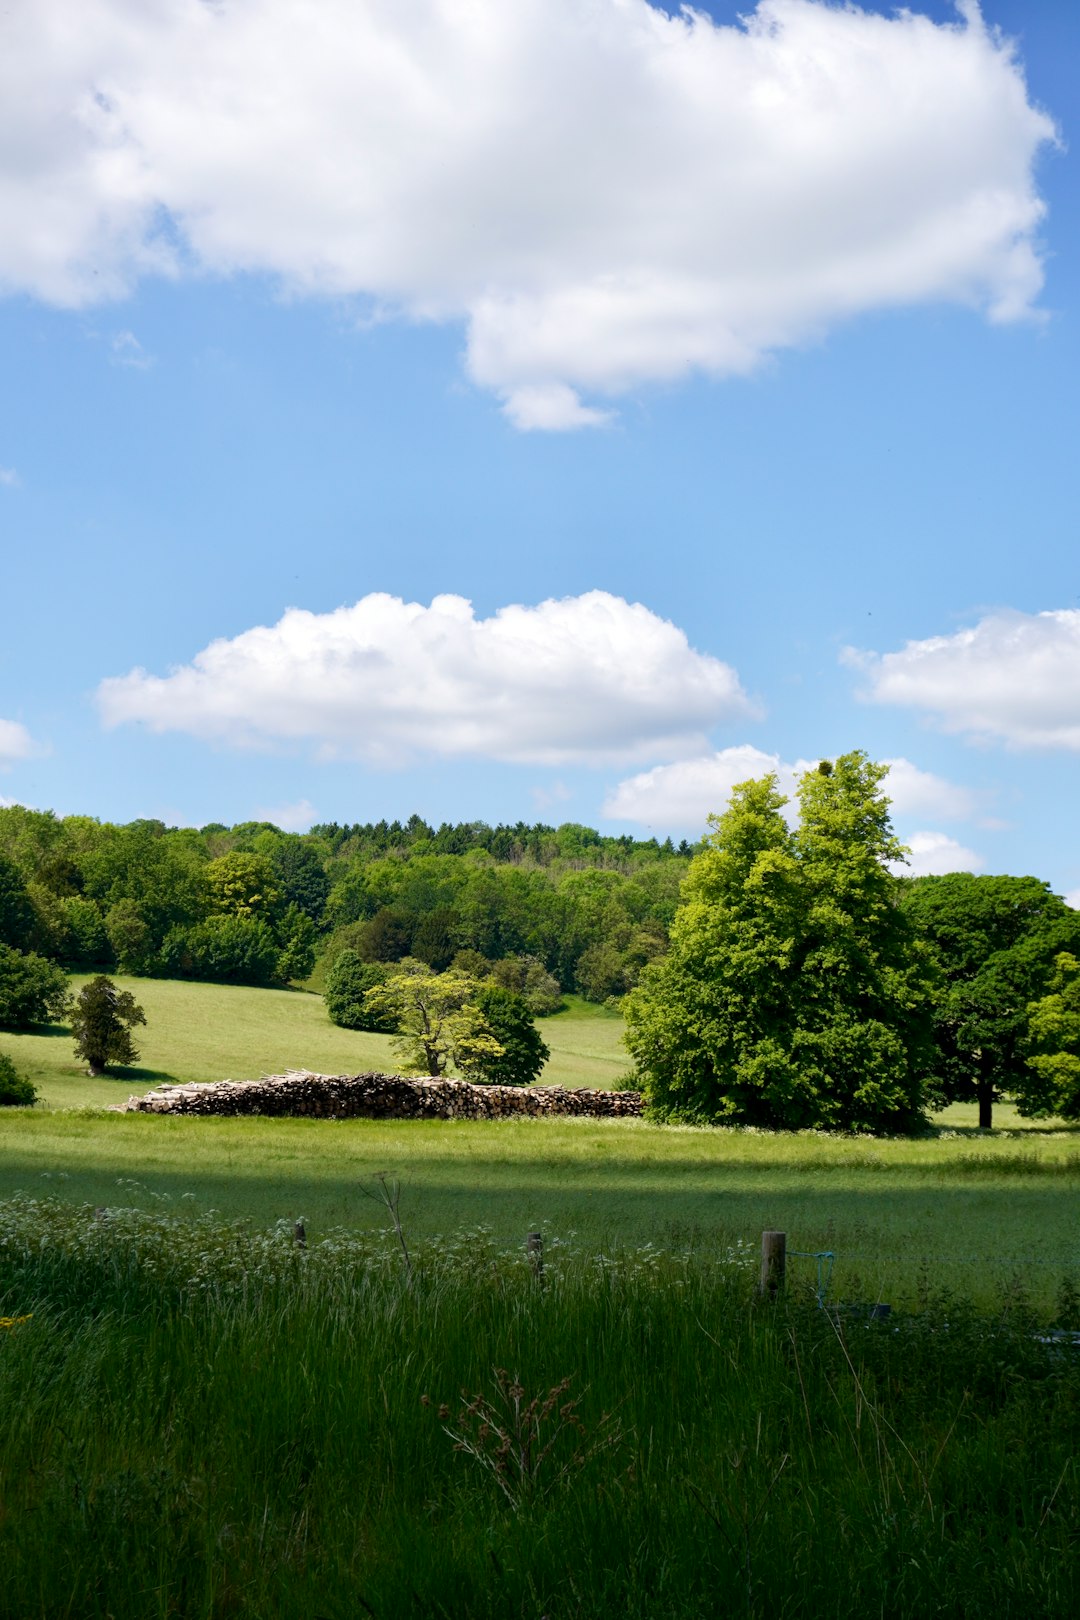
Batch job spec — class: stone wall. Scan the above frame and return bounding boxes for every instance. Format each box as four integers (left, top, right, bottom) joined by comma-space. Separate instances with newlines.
124, 1069, 644, 1120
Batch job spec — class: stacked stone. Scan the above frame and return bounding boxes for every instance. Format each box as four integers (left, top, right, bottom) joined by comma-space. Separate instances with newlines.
125, 1069, 644, 1120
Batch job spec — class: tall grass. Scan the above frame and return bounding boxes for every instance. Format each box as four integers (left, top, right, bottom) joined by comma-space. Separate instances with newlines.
2, 1197, 1078, 1618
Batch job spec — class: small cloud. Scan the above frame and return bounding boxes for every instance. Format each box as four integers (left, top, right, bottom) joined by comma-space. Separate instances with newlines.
500, 384, 613, 433
254, 798, 318, 832
110, 330, 155, 370
530, 780, 572, 814
0, 467, 20, 488
1064, 888, 1080, 912
0, 718, 44, 767
892, 831, 985, 878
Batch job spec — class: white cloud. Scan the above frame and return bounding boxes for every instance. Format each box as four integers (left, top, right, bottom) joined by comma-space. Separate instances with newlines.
847, 609, 1080, 750
1065, 889, 1080, 912
604, 747, 975, 830
0, 467, 19, 488
110, 329, 154, 369
892, 830, 985, 877
96, 590, 755, 766
254, 798, 319, 833
0, 719, 40, 767
0, 0, 1055, 425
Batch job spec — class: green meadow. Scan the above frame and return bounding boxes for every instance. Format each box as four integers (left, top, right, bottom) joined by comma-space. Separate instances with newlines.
2, 976, 1079, 1309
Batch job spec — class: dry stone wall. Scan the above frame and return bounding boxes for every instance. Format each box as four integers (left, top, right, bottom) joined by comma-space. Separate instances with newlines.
124, 1069, 644, 1120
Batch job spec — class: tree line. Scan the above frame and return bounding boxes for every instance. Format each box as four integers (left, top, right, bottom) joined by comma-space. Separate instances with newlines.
0, 806, 690, 1010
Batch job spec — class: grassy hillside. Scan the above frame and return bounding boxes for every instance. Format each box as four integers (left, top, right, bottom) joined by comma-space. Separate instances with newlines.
0, 977, 629, 1109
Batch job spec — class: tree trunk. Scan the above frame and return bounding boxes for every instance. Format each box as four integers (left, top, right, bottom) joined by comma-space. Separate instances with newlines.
977, 1078, 993, 1130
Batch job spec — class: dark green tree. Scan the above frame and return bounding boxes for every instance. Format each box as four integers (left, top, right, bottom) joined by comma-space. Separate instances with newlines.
625, 753, 936, 1132
0, 945, 70, 1029
898, 873, 1080, 1127
70, 975, 146, 1075
0, 1052, 37, 1106
0, 855, 34, 950
466, 983, 549, 1085
324, 951, 396, 1031
160, 915, 281, 986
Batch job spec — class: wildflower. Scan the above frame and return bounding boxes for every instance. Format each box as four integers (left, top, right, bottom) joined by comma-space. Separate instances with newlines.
0, 1314, 32, 1329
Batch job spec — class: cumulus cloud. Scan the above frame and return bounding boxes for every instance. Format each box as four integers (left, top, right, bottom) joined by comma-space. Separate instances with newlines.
96, 590, 754, 766
891, 830, 985, 877
0, 719, 41, 767
1065, 889, 1080, 912
604, 747, 975, 830
0, 0, 1056, 425
847, 609, 1080, 750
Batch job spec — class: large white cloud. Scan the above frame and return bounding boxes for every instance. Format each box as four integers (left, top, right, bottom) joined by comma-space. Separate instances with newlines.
0, 719, 40, 768
847, 610, 1080, 749
604, 748, 975, 829
96, 591, 754, 765
0, 0, 1055, 425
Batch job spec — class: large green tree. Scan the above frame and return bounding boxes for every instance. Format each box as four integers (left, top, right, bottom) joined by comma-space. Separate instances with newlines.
364, 966, 504, 1078
897, 873, 1080, 1128
625, 753, 936, 1132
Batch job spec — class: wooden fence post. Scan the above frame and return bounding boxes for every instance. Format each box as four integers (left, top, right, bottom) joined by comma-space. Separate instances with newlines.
526, 1231, 544, 1280
759, 1230, 786, 1298
294, 1220, 306, 1249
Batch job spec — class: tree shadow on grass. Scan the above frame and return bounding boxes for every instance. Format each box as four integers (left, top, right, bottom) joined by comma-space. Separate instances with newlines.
90, 1067, 181, 1086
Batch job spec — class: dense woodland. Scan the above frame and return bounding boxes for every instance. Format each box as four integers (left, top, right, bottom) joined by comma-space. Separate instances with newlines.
0, 805, 692, 1001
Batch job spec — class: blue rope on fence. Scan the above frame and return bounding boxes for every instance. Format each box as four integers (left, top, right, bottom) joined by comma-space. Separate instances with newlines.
789, 1249, 835, 1307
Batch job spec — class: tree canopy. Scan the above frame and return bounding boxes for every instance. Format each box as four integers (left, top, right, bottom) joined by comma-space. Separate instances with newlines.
625, 753, 936, 1132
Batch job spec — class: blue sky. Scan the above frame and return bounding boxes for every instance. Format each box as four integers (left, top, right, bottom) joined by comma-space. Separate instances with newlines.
1, 0, 1078, 898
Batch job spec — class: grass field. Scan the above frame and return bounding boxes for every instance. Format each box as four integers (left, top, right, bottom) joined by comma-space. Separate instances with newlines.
0, 976, 629, 1108
2, 975, 1079, 1308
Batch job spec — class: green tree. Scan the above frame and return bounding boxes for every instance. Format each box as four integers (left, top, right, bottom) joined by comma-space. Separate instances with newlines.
0, 945, 70, 1029
324, 951, 396, 1032
364, 967, 503, 1078
70, 975, 146, 1075
898, 873, 1080, 1128
1020, 953, 1080, 1119
0, 1051, 37, 1106
160, 915, 281, 986
465, 984, 549, 1086
205, 852, 282, 920
0, 854, 34, 950
625, 753, 935, 1132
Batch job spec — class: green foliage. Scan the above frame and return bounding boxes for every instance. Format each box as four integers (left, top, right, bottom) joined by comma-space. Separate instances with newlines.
365, 966, 505, 1077
0, 1051, 36, 1106
490, 953, 563, 1014
899, 873, 1080, 1126
0, 854, 34, 949
1023, 952, 1080, 1118
160, 914, 282, 986
275, 904, 316, 983
205, 852, 282, 920
466, 984, 550, 1085
0, 944, 70, 1029
626, 753, 935, 1132
69, 975, 146, 1075
323, 951, 396, 1031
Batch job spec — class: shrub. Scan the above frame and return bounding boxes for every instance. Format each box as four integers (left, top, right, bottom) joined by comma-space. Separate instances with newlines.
0, 1051, 36, 1106
0, 943, 70, 1029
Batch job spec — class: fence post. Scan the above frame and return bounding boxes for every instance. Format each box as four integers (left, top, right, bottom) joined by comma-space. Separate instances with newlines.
759, 1230, 786, 1298
526, 1231, 544, 1281
294, 1220, 306, 1249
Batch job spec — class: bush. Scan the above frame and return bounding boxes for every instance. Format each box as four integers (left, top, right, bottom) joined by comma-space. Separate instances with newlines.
0, 943, 70, 1029
490, 954, 563, 1015
324, 951, 396, 1031
0, 1051, 36, 1106
70, 975, 146, 1075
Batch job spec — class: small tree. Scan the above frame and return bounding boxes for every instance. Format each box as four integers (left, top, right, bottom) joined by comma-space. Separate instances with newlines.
324, 951, 396, 1031
70, 975, 146, 1075
1020, 953, 1080, 1119
364, 967, 503, 1078
465, 984, 550, 1086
